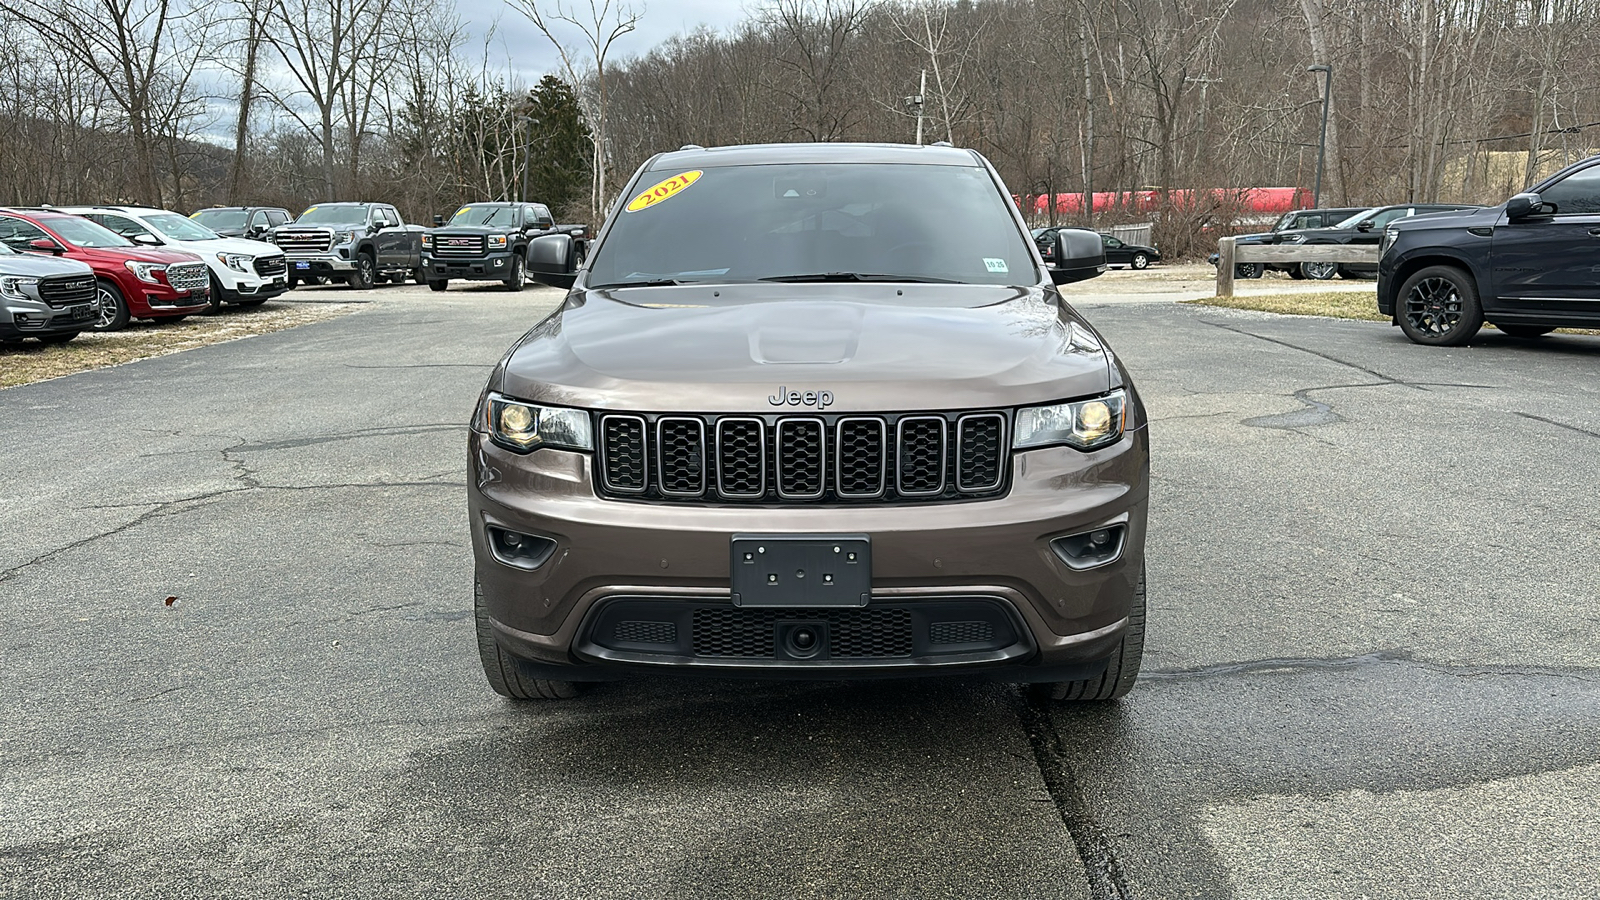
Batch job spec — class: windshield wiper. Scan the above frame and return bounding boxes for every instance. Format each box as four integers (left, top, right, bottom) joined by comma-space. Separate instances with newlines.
589, 278, 687, 289
758, 272, 959, 284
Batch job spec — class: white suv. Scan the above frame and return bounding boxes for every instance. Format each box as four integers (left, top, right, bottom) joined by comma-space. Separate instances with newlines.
55, 206, 289, 309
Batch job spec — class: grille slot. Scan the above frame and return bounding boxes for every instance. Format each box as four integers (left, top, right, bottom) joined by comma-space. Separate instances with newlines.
956, 414, 1006, 492
691, 607, 913, 658
929, 620, 995, 644
715, 418, 766, 498
434, 233, 487, 258
36, 276, 96, 308
253, 255, 287, 277
776, 418, 825, 499
836, 418, 886, 498
599, 415, 647, 493
613, 620, 677, 644
896, 416, 947, 496
273, 230, 331, 253
656, 417, 706, 496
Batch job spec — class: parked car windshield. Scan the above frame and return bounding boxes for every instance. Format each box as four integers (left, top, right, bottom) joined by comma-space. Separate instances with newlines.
450, 205, 520, 227
191, 209, 247, 230
145, 213, 221, 241
295, 205, 369, 226
46, 216, 132, 248
587, 163, 1039, 288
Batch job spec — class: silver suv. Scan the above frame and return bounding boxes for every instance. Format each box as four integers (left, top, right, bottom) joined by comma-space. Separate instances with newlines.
0, 241, 97, 345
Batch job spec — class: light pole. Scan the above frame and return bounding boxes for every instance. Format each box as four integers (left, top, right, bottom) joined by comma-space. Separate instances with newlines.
1308, 64, 1332, 208
521, 113, 541, 201
903, 69, 927, 146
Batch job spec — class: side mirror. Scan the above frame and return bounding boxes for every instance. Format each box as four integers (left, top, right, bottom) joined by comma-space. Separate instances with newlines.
28, 238, 61, 254
131, 233, 161, 246
432, 214, 444, 227
537, 218, 554, 230
527, 233, 576, 288
1505, 192, 1546, 221
1049, 229, 1107, 285
1354, 220, 1374, 232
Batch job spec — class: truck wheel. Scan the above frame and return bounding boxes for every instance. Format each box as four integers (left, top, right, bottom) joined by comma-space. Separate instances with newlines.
349, 253, 375, 290
1032, 565, 1145, 702
91, 279, 130, 332
1496, 324, 1555, 338
1398, 265, 1484, 346
1235, 262, 1262, 279
411, 268, 426, 284
1300, 261, 1337, 280
475, 578, 581, 700
428, 279, 449, 292
503, 254, 527, 291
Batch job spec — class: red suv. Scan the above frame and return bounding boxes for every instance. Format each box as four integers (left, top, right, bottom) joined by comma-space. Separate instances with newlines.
0, 209, 210, 331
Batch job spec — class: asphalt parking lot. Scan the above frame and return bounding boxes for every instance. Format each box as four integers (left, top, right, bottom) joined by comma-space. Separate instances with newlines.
3, 280, 1598, 898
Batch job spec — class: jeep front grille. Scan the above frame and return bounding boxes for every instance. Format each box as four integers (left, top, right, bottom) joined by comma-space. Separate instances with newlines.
166, 263, 209, 292
434, 234, 486, 258
595, 411, 1009, 504
37, 275, 96, 308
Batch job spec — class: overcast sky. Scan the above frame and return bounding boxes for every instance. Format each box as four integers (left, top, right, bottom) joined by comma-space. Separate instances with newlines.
460, 0, 755, 80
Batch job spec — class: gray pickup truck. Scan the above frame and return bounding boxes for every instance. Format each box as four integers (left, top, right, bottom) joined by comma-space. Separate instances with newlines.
268, 202, 424, 289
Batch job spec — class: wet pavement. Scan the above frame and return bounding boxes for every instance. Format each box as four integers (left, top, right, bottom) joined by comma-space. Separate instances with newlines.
2, 283, 1597, 897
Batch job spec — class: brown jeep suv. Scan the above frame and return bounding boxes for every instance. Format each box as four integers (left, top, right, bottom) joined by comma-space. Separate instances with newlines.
468, 143, 1149, 702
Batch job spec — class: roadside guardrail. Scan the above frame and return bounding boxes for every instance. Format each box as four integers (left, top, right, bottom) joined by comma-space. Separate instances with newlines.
1213, 237, 1379, 297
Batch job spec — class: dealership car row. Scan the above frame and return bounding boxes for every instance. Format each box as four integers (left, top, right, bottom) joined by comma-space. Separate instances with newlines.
0, 199, 591, 346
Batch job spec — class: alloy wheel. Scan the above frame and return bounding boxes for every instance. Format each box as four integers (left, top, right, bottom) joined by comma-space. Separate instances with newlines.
96, 287, 119, 329
1404, 277, 1465, 338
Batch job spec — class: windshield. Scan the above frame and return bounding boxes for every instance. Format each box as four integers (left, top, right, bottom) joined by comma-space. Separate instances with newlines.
46, 216, 132, 248
145, 213, 220, 241
294, 205, 368, 226
450, 205, 520, 227
1333, 207, 1382, 229
191, 209, 247, 230
586, 162, 1039, 288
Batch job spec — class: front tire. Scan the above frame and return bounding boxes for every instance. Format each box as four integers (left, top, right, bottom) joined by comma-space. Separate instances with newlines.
1033, 566, 1145, 702
475, 579, 581, 700
502, 253, 526, 291
205, 275, 226, 313
1301, 260, 1337, 280
1398, 264, 1484, 346
348, 254, 376, 290
1496, 324, 1555, 338
1130, 252, 1150, 270
428, 279, 449, 292
1235, 262, 1263, 279
91, 279, 130, 332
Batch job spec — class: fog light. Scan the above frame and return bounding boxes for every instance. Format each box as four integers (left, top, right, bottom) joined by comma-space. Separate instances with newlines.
487, 526, 558, 570
1050, 524, 1127, 571
13, 313, 33, 325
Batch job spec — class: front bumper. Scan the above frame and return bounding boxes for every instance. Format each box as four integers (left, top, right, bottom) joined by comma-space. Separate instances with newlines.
469, 426, 1149, 679
423, 251, 515, 281
284, 253, 355, 277
2, 297, 96, 338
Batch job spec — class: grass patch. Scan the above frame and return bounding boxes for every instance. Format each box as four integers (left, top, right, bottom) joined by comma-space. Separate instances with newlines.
1183, 291, 1386, 322
1, 300, 358, 390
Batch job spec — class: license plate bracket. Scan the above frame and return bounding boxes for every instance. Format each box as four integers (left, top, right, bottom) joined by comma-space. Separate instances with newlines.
295, 261, 310, 270
71, 305, 92, 320
731, 533, 870, 608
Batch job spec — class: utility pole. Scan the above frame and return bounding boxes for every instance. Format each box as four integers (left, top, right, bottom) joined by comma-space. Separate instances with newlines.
903, 70, 927, 145
1308, 64, 1332, 208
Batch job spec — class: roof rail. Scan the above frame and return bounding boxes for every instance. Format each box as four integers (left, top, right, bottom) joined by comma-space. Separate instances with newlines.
679, 144, 704, 151
930, 141, 954, 148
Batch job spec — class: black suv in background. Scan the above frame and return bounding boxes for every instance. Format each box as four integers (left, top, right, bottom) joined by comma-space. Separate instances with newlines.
1379, 154, 1600, 346
190, 207, 292, 240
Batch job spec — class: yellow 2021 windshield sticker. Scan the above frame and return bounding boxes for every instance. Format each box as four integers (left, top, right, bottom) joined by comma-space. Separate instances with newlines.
626, 170, 702, 212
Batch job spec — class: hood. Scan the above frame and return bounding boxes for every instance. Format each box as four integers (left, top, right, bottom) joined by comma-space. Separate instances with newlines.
162, 236, 281, 256
0, 253, 95, 278
73, 246, 206, 265
431, 225, 517, 235
498, 283, 1113, 413
1391, 206, 1491, 231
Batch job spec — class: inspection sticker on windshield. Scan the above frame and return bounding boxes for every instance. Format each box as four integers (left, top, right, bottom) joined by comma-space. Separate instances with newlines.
626, 170, 702, 212
984, 258, 1009, 273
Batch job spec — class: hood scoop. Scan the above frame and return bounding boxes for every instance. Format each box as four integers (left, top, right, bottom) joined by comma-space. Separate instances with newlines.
747, 303, 863, 364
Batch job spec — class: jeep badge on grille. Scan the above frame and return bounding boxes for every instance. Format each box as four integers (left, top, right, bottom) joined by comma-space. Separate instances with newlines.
768, 386, 834, 409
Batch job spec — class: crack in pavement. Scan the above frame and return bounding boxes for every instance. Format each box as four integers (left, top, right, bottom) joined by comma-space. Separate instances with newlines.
343, 363, 490, 369
1017, 692, 1135, 900
236, 424, 462, 453
1202, 319, 1502, 395
1514, 411, 1600, 440
1142, 650, 1597, 684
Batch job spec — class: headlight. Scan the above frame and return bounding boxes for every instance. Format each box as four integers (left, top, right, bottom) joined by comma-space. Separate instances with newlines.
216, 252, 254, 273
1014, 390, 1127, 451
0, 275, 38, 298
333, 230, 355, 244
124, 260, 167, 284
1279, 234, 1307, 244
488, 235, 508, 250
1381, 228, 1399, 256
486, 394, 593, 453
421, 233, 433, 248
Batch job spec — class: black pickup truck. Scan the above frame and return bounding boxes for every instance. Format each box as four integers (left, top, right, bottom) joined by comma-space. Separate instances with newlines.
269, 202, 425, 289
422, 202, 589, 291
